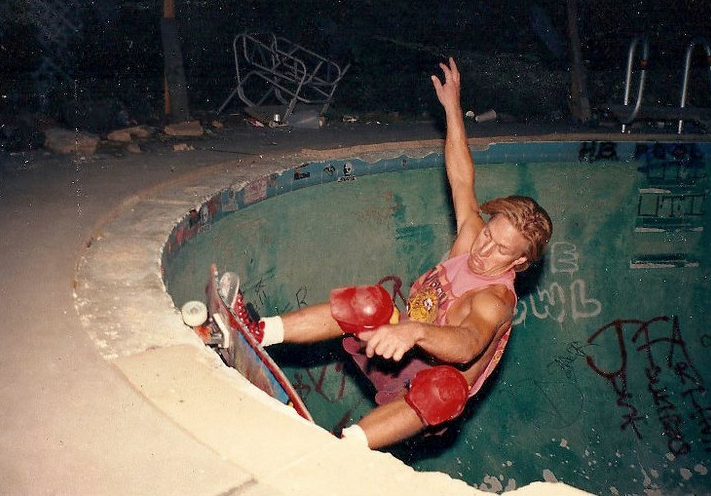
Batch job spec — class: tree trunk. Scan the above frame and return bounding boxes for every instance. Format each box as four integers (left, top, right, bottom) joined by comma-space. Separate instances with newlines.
161, 0, 191, 122
567, 0, 591, 123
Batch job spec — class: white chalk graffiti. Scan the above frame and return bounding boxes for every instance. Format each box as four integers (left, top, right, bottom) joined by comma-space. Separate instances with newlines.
570, 279, 602, 320
551, 242, 579, 274
525, 282, 566, 323
514, 242, 601, 325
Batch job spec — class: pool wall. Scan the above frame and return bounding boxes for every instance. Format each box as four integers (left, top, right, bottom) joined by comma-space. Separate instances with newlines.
163, 140, 711, 494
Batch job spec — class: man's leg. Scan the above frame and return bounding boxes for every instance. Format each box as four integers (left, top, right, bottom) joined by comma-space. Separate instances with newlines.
346, 397, 425, 449
279, 302, 344, 343
343, 365, 470, 449
260, 282, 395, 345
250, 289, 429, 449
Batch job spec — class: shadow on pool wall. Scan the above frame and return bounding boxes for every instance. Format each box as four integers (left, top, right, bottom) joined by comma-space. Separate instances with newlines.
163, 141, 711, 494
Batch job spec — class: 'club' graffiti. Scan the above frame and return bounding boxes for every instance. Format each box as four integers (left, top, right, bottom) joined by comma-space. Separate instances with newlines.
514, 242, 601, 325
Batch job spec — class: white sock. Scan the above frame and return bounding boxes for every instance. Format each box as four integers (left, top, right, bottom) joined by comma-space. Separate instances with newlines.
260, 316, 285, 347
340, 425, 369, 448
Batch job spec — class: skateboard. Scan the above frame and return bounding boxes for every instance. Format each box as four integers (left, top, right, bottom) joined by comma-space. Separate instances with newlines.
181, 264, 313, 422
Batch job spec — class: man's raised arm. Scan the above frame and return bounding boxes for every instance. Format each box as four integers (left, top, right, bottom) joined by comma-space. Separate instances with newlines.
431, 58, 482, 242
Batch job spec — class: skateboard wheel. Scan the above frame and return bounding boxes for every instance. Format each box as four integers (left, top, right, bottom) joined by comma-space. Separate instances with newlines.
181, 301, 208, 327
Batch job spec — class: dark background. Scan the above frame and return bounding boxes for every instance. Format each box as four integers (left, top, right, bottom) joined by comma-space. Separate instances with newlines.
2, 0, 711, 144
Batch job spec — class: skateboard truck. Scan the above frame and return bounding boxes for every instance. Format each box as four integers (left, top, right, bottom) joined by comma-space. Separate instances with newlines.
200, 318, 229, 348
213, 301, 262, 367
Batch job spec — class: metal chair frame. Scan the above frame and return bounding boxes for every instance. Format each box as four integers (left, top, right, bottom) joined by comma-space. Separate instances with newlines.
217, 32, 350, 123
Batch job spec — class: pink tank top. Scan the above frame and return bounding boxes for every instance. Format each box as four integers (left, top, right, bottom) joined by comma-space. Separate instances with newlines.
406, 253, 517, 397
407, 253, 516, 326
343, 253, 517, 404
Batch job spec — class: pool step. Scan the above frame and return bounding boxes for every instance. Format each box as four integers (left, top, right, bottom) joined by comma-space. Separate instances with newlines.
632, 143, 708, 268
630, 253, 700, 269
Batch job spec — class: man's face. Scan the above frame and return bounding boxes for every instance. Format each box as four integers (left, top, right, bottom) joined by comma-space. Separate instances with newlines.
468, 215, 529, 276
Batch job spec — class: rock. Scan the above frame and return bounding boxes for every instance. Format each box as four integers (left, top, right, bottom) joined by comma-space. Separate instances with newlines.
172, 143, 194, 152
126, 143, 142, 154
124, 125, 155, 138
107, 129, 133, 143
44, 127, 99, 156
289, 109, 323, 129
106, 125, 155, 143
163, 120, 204, 137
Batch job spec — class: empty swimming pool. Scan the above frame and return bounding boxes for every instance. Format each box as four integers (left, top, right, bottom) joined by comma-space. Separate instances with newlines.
163, 140, 711, 494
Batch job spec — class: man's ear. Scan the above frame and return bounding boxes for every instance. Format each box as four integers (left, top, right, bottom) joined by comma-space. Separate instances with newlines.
511, 255, 530, 272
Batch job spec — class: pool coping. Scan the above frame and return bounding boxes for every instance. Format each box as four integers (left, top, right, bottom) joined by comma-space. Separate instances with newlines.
73, 133, 709, 495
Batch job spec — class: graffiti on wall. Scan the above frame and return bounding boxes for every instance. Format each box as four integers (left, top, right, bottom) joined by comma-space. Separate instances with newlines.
292, 362, 347, 402
547, 340, 597, 380
248, 280, 352, 405
636, 142, 707, 185
587, 315, 711, 455
514, 241, 602, 325
578, 141, 618, 162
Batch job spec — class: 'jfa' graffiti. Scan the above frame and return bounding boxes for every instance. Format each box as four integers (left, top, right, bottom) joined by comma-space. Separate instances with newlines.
587, 316, 711, 455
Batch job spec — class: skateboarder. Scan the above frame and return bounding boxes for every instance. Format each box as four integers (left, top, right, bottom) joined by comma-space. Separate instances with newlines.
232, 58, 553, 449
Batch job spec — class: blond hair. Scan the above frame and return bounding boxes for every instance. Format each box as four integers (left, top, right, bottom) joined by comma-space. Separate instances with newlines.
480, 196, 553, 271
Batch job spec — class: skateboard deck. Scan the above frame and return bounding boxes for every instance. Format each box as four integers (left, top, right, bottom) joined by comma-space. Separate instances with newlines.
203, 264, 313, 422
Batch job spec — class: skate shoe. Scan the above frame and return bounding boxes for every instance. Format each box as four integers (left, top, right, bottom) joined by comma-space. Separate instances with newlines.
218, 271, 265, 344
231, 291, 265, 344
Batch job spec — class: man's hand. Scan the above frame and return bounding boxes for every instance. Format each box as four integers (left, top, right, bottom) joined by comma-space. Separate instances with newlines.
359, 322, 422, 362
431, 57, 461, 111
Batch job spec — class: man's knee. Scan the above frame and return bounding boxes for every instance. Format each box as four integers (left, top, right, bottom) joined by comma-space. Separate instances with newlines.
404, 366, 470, 426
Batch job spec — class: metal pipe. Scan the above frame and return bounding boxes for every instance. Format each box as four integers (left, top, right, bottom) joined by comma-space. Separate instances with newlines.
678, 37, 711, 134
622, 35, 649, 133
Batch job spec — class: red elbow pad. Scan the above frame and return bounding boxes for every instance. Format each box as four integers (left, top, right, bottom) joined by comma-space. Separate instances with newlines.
330, 284, 394, 335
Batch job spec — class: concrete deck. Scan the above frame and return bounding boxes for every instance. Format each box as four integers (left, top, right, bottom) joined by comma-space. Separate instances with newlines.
2, 119, 704, 496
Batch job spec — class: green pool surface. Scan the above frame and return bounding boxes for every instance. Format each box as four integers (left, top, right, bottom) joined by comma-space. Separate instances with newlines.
165, 143, 711, 494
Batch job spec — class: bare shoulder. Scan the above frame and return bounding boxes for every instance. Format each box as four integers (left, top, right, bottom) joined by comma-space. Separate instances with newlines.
447, 283, 515, 330
464, 284, 516, 323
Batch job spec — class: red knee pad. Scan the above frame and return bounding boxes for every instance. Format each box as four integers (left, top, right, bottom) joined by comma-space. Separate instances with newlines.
404, 366, 470, 426
330, 284, 394, 335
